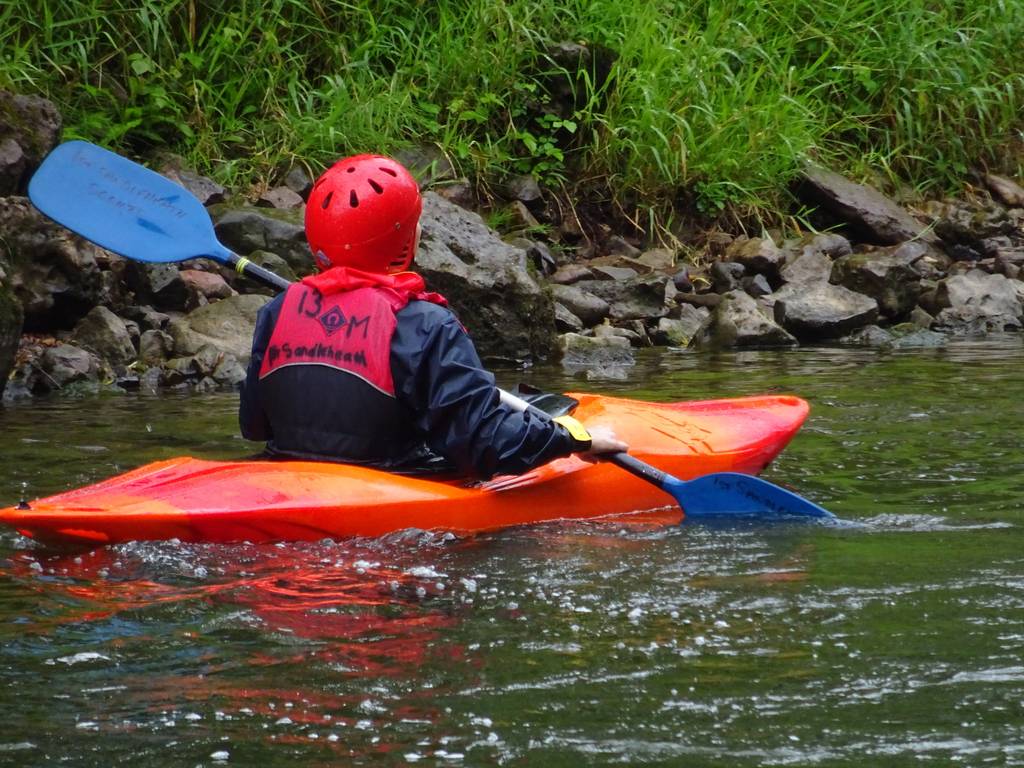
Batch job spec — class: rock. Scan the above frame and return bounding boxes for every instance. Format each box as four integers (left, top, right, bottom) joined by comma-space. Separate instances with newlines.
70, 306, 136, 367
212, 205, 311, 276
212, 352, 247, 387
415, 192, 556, 361
984, 174, 1024, 207
677, 292, 722, 309
692, 290, 797, 349
257, 186, 304, 210
593, 323, 644, 346
0, 250, 23, 397
830, 241, 926, 319
649, 308, 708, 347
741, 274, 772, 298
168, 293, 270, 364
637, 248, 676, 271
434, 179, 476, 210
550, 284, 609, 326
283, 164, 313, 199
139, 329, 174, 366
559, 332, 635, 369
504, 174, 544, 207
509, 200, 540, 230
179, 269, 235, 301
798, 166, 938, 245
508, 237, 557, 276
725, 237, 785, 279
891, 327, 947, 348
779, 248, 833, 286
910, 306, 935, 329
40, 344, 100, 389
932, 269, 1024, 332
604, 235, 641, 259
240, 250, 297, 293
123, 262, 200, 312
123, 305, 171, 332
842, 325, 895, 346
161, 167, 226, 205
554, 303, 584, 333
550, 264, 594, 285
0, 91, 62, 195
773, 283, 879, 340
711, 261, 745, 292
672, 268, 693, 292
592, 265, 639, 281
574, 275, 675, 321
0, 197, 104, 330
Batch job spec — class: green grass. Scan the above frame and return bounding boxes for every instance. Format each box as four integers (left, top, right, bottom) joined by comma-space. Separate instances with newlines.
1, 0, 1022, 232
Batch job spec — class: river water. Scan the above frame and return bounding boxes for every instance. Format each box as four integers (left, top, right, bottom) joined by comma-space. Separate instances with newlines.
1, 338, 1022, 766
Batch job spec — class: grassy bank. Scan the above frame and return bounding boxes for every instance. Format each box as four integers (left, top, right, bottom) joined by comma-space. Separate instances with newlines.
2, 0, 1023, 233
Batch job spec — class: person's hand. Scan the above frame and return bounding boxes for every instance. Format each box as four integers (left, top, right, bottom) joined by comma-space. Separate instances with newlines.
584, 425, 628, 455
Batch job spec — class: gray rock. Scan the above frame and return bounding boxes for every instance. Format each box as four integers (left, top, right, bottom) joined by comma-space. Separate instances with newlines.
574, 275, 675, 321
550, 284, 610, 326
798, 166, 938, 245
910, 306, 935, 329
168, 293, 270, 364
123, 305, 171, 332
592, 265, 639, 281
550, 264, 594, 285
212, 205, 311, 276
842, 325, 895, 346
692, 290, 797, 349
395, 146, 456, 186
0, 91, 62, 196
984, 174, 1024, 207
711, 260, 745, 292
774, 283, 879, 340
933, 269, 1024, 332
831, 241, 926, 319
179, 269, 235, 301
637, 248, 676, 270
161, 167, 226, 205
212, 352, 247, 387
0, 250, 23, 398
741, 274, 772, 297
70, 306, 136, 366
725, 237, 785, 279
191, 343, 225, 376
123, 262, 199, 312
604, 236, 641, 259
414, 192, 556, 361
554, 303, 584, 333
559, 332, 635, 369
650, 315, 701, 347
40, 344, 99, 389
139, 329, 174, 366
243, 250, 297, 293
504, 174, 544, 206
593, 323, 644, 346
283, 164, 313, 199
0, 197, 103, 329
257, 186, 304, 210
891, 327, 947, 348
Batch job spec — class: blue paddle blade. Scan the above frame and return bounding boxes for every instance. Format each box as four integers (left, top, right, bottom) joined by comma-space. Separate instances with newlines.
667, 472, 835, 521
28, 140, 233, 265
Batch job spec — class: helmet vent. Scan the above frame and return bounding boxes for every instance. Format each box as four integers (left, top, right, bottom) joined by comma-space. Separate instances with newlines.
349, 190, 359, 207
321, 192, 333, 209
379, 167, 397, 177
368, 179, 384, 194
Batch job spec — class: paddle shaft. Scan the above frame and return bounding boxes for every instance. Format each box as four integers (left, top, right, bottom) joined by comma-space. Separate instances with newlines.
497, 390, 672, 491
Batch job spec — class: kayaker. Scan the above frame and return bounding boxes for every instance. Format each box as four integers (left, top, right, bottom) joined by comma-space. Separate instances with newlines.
239, 154, 627, 477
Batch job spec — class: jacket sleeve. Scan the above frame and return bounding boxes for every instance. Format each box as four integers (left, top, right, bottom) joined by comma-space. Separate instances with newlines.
391, 304, 583, 479
238, 295, 282, 442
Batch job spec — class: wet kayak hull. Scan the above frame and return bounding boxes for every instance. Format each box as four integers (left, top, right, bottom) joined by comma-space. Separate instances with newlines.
0, 393, 810, 544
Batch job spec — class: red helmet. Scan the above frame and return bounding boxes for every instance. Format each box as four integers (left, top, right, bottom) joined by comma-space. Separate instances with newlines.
305, 154, 422, 273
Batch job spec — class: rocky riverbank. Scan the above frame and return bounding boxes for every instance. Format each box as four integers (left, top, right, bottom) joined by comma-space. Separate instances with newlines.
2, 89, 1023, 400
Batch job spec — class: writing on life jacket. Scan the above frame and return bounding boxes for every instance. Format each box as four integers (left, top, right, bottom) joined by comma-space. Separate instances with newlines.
258, 284, 399, 395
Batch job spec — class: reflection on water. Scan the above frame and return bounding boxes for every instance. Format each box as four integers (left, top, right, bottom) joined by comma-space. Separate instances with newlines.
1, 338, 1023, 765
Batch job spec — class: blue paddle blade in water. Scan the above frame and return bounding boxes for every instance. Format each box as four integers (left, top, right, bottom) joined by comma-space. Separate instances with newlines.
668, 472, 834, 520
28, 140, 233, 265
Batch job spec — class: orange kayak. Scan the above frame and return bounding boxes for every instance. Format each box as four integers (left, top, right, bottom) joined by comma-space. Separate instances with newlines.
0, 393, 809, 545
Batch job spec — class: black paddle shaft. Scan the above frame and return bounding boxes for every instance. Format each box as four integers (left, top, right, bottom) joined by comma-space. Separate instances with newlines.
608, 452, 670, 488
224, 253, 292, 292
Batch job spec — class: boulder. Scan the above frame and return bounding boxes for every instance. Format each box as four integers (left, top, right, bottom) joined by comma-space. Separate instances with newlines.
984, 174, 1024, 208
724, 237, 785, 280
40, 344, 101, 390
554, 303, 584, 333
932, 269, 1024, 332
573, 275, 675, 321
161, 166, 226, 206
550, 284, 610, 327
179, 269, 235, 301
773, 283, 879, 340
257, 186, 304, 210
830, 241, 926, 319
0, 197, 104, 330
550, 264, 594, 285
70, 306, 136, 367
798, 166, 938, 245
559, 332, 635, 369
0, 251, 23, 397
212, 205, 311, 276
0, 91, 62, 195
138, 329, 174, 366
416, 192, 556, 361
168, 293, 270, 364
123, 262, 202, 311
691, 290, 797, 349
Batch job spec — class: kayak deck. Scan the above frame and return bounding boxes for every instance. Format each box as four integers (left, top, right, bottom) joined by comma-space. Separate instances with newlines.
0, 393, 810, 544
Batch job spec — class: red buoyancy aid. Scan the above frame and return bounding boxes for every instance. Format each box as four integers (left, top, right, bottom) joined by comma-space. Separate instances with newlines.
258, 267, 448, 396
